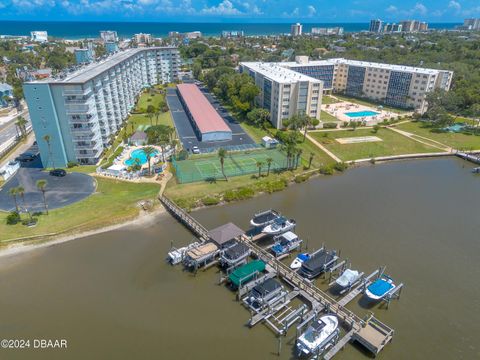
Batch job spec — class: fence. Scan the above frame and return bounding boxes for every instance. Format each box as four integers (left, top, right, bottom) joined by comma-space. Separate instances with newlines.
172, 148, 290, 184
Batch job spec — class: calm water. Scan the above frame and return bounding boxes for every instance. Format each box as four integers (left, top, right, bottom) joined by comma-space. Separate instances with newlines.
0, 21, 461, 38
0, 158, 479, 359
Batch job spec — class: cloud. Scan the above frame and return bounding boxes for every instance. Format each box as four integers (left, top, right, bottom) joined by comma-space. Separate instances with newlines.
307, 5, 316, 17
448, 1, 461, 11
385, 2, 427, 16
386, 5, 398, 13
413, 2, 427, 15
201, 0, 242, 15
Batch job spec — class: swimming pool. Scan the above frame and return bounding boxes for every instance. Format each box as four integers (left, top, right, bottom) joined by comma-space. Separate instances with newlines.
124, 148, 159, 166
444, 123, 466, 133
345, 110, 380, 118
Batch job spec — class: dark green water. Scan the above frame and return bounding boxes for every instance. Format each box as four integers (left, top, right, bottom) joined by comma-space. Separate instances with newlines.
0, 158, 479, 359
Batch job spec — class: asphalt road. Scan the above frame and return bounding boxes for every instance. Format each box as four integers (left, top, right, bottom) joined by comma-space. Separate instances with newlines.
166, 87, 255, 153
0, 113, 31, 148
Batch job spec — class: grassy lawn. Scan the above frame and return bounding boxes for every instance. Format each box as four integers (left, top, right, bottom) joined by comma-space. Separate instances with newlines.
320, 110, 340, 123
394, 121, 480, 151
322, 96, 339, 105
0, 177, 160, 243
135, 90, 166, 112
239, 121, 270, 143
335, 94, 409, 114
309, 128, 438, 161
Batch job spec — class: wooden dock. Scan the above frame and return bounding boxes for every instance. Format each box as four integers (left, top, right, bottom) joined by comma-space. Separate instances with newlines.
160, 195, 397, 359
323, 328, 357, 360
338, 268, 380, 307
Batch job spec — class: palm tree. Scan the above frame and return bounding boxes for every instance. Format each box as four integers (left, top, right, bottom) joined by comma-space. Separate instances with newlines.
17, 186, 26, 209
143, 146, 157, 176
256, 161, 263, 178
218, 148, 228, 181
8, 187, 19, 212
15, 116, 28, 138
43, 134, 55, 169
146, 105, 155, 126
154, 109, 161, 126
308, 152, 315, 169
36, 179, 48, 215
295, 149, 303, 169
266, 157, 273, 176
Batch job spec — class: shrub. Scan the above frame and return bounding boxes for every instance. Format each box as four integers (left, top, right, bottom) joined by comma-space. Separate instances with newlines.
372, 125, 380, 133
294, 173, 311, 183
334, 162, 348, 172
6, 211, 21, 225
322, 122, 338, 129
67, 161, 78, 168
319, 165, 334, 175
263, 178, 288, 193
202, 196, 220, 206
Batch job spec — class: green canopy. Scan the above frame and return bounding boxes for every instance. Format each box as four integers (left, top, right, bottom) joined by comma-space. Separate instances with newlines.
229, 260, 265, 287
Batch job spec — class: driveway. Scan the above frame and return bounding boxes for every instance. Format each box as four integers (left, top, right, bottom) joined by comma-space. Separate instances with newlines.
0, 167, 96, 212
166, 87, 255, 153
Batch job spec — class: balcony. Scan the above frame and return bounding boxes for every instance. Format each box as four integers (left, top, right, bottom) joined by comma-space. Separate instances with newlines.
62, 88, 92, 97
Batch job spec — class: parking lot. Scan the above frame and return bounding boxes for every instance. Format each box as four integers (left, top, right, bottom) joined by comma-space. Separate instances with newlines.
166, 86, 256, 153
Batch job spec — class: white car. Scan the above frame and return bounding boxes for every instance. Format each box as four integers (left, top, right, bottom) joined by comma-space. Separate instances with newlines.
192, 146, 200, 154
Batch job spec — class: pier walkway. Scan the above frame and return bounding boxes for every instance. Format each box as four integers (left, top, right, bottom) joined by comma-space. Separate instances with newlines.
159, 195, 395, 358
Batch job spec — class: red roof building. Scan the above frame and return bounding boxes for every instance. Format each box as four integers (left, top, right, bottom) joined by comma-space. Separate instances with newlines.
177, 83, 232, 142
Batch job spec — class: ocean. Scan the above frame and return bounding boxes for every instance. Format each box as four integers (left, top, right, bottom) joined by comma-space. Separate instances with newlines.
0, 21, 461, 39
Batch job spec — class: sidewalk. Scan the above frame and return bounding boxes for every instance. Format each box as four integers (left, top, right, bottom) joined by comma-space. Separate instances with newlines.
305, 132, 342, 163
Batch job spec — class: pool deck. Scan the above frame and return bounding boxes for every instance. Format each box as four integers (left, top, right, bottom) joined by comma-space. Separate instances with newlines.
118, 145, 165, 170
322, 101, 401, 127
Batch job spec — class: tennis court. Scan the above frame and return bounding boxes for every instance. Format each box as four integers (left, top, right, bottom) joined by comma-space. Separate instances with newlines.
173, 149, 288, 183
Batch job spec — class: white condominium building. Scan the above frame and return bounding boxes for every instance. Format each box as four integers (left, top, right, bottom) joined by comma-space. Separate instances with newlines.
30, 31, 48, 42
240, 62, 323, 129
280, 57, 453, 113
23, 47, 180, 167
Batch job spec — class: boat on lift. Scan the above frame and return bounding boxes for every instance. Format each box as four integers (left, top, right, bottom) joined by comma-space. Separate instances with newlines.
290, 253, 310, 269
250, 209, 281, 228
365, 274, 395, 300
271, 231, 302, 257
262, 216, 296, 235
298, 248, 338, 279
167, 241, 201, 265
296, 315, 340, 356
335, 269, 361, 288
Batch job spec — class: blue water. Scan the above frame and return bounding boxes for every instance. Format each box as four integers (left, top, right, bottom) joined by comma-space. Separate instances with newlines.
345, 110, 380, 118
124, 148, 158, 166
0, 21, 461, 38
444, 123, 465, 133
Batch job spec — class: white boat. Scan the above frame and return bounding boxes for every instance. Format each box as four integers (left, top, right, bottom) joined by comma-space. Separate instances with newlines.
167, 241, 201, 265
262, 217, 296, 235
365, 275, 395, 300
296, 315, 340, 356
335, 269, 361, 288
250, 209, 281, 227
290, 253, 310, 269
271, 231, 302, 257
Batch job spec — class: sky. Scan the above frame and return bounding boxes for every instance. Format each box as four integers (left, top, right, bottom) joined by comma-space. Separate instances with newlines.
0, 0, 478, 22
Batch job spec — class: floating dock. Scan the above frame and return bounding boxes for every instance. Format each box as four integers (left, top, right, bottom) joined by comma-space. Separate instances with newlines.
159, 196, 398, 359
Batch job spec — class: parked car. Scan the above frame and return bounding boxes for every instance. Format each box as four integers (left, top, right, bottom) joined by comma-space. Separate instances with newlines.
15, 154, 36, 162
192, 146, 200, 154
49, 169, 67, 177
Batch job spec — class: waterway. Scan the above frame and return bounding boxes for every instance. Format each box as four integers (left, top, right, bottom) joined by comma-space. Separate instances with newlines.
0, 157, 479, 359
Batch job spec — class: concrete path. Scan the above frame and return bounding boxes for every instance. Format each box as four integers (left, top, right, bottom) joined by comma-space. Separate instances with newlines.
305, 132, 342, 163
388, 125, 452, 152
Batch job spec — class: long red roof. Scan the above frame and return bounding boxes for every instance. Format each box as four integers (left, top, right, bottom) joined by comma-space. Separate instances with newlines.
177, 84, 231, 134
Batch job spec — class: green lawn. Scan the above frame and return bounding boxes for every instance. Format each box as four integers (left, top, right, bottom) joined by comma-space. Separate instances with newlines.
395, 121, 480, 151
322, 96, 339, 105
335, 94, 409, 114
320, 110, 340, 123
135, 90, 166, 112
309, 128, 438, 161
0, 178, 160, 243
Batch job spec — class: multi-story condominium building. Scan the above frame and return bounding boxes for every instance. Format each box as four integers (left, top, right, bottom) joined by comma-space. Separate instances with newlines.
133, 33, 152, 45
105, 42, 119, 54
221, 30, 244, 38
311, 27, 344, 36
280, 58, 453, 113
463, 18, 480, 30
399, 20, 428, 32
23, 47, 180, 167
291, 23, 303, 36
100, 30, 118, 43
383, 23, 403, 33
30, 31, 48, 43
369, 20, 383, 33
240, 62, 323, 129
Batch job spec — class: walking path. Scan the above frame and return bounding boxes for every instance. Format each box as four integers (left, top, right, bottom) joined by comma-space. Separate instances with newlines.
388, 125, 452, 152
305, 133, 342, 162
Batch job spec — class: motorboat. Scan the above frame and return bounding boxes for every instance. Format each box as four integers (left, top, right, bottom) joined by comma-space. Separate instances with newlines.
250, 209, 281, 227
262, 217, 296, 235
365, 274, 395, 300
271, 231, 302, 257
296, 315, 340, 356
290, 253, 310, 270
298, 249, 337, 279
244, 278, 285, 311
335, 269, 361, 288
220, 241, 251, 267
167, 241, 201, 265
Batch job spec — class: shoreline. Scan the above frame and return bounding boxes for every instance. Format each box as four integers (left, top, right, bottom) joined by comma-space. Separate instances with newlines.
0, 206, 168, 259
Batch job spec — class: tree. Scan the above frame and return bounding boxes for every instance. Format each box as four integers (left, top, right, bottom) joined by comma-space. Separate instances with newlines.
302, 116, 319, 142
8, 187, 19, 212
154, 109, 161, 126
43, 134, 55, 169
143, 146, 157, 176
146, 105, 155, 126
247, 108, 271, 128
15, 116, 28, 138
256, 161, 263, 178
372, 124, 380, 133
36, 179, 48, 215
218, 148, 228, 181
266, 157, 273, 176
308, 152, 315, 169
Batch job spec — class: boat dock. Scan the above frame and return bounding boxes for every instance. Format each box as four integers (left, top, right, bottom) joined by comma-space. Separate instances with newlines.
456, 151, 480, 165
159, 196, 398, 359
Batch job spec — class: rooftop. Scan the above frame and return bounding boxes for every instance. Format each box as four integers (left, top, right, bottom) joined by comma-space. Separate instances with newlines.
176, 84, 231, 135
283, 58, 450, 75
240, 62, 322, 84
208, 222, 244, 246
